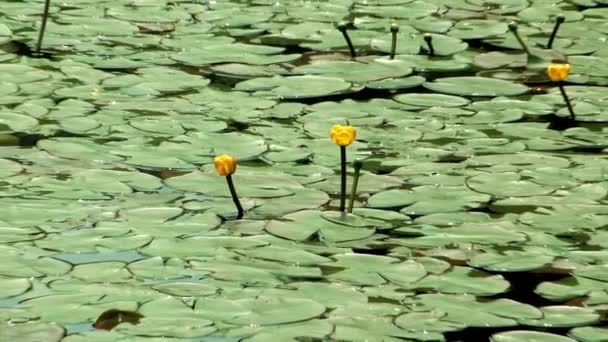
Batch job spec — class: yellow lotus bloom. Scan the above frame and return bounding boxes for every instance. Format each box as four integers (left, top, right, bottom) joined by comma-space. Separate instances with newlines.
330, 124, 357, 147
214, 154, 237, 176
547, 63, 570, 82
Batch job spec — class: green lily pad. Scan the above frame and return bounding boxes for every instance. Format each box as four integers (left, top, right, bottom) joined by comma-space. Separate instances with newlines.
173, 45, 300, 66
396, 221, 527, 247
406, 294, 541, 328
259, 283, 368, 310
151, 281, 217, 297
141, 236, 268, 258
116, 317, 215, 338
424, 77, 529, 96
0, 276, 31, 299
569, 327, 608, 342
165, 171, 296, 199
18, 293, 138, 324
396, 54, 471, 72
330, 316, 443, 341
368, 185, 491, 215
0, 322, 64, 342
196, 296, 325, 326
466, 172, 559, 197
469, 250, 555, 272
235, 75, 355, 99
355, 2, 438, 19
365, 75, 426, 90
535, 275, 608, 302
520, 306, 600, 328
291, 59, 413, 84
265, 210, 376, 243
230, 319, 331, 342
0, 245, 71, 278
394, 93, 470, 107
325, 253, 427, 286
394, 310, 466, 333
449, 19, 509, 40
409, 266, 511, 296
491, 330, 577, 342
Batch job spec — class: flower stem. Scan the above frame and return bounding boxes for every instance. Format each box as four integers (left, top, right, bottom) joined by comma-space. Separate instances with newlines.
508, 22, 531, 56
226, 174, 244, 219
36, 0, 51, 56
558, 83, 575, 120
339, 146, 347, 212
347, 159, 363, 214
423, 33, 434, 57
547, 14, 565, 49
337, 22, 356, 59
390, 23, 399, 60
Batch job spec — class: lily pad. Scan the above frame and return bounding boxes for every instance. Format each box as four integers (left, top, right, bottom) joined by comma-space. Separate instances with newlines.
409, 266, 511, 296
368, 185, 491, 215
325, 253, 427, 286
265, 210, 376, 243
424, 77, 529, 96
291, 59, 413, 84
466, 172, 559, 197
196, 296, 325, 326
519, 306, 600, 328
0, 322, 64, 342
394, 93, 470, 107
491, 330, 577, 342
235, 75, 355, 99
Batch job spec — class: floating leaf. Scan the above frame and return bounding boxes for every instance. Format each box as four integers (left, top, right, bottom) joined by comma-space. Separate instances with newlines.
491, 330, 578, 342
424, 77, 529, 96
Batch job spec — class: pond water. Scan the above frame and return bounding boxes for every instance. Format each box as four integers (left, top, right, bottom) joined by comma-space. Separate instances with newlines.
1, 0, 608, 341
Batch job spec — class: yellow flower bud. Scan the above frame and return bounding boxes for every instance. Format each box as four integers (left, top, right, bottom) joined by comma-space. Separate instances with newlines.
213, 154, 237, 176
546, 63, 570, 82
330, 124, 357, 147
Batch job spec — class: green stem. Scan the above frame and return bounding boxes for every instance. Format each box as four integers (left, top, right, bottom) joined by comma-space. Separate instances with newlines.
390, 23, 399, 60
547, 14, 565, 49
339, 146, 347, 212
36, 0, 51, 56
347, 159, 362, 214
338, 22, 356, 59
558, 84, 575, 120
423, 33, 434, 57
508, 22, 531, 56
226, 174, 244, 219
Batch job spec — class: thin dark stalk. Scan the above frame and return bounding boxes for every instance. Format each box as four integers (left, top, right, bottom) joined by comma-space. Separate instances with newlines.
226, 175, 244, 219
347, 160, 362, 214
547, 15, 565, 49
423, 33, 434, 57
36, 0, 52, 56
558, 84, 575, 120
337, 23, 356, 59
390, 23, 399, 60
508, 22, 531, 56
339, 146, 347, 212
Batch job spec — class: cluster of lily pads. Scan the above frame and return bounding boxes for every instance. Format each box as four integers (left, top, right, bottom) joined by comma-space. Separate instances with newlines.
2, 0, 608, 342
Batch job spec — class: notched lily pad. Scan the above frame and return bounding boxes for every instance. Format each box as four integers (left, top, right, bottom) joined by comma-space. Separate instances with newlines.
265, 210, 376, 243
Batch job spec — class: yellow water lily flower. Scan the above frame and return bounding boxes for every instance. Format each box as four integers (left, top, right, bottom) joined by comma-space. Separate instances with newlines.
547, 63, 570, 82
330, 124, 357, 146
214, 154, 237, 176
